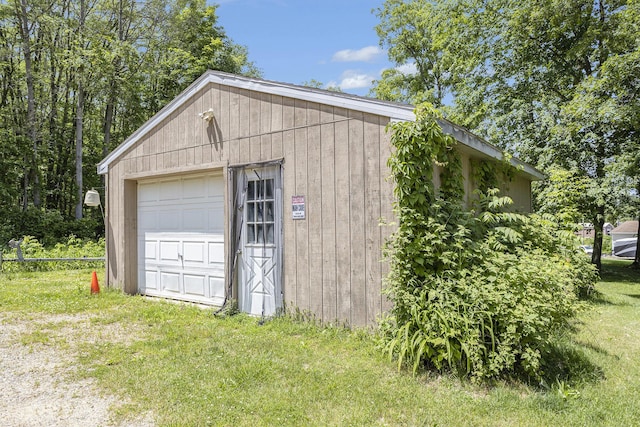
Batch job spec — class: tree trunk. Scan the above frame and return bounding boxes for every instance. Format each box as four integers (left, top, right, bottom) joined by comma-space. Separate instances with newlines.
74, 0, 87, 220
103, 88, 115, 158
16, 0, 40, 208
591, 206, 605, 272
75, 82, 84, 219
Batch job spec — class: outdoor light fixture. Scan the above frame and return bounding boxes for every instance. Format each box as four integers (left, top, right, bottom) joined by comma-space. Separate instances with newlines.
84, 188, 101, 207
84, 188, 104, 219
199, 108, 215, 123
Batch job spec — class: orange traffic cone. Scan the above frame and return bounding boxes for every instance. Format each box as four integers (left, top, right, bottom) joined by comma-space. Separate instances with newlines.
91, 271, 100, 294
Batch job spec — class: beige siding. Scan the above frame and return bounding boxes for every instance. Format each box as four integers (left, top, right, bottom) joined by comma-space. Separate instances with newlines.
502, 175, 533, 212
334, 117, 351, 323
105, 81, 534, 326
320, 105, 337, 323
307, 112, 323, 320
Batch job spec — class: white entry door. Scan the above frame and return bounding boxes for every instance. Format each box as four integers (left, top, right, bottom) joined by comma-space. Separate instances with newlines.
238, 166, 282, 316
137, 173, 225, 305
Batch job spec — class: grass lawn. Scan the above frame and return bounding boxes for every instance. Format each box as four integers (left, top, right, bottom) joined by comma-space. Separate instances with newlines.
1, 259, 639, 426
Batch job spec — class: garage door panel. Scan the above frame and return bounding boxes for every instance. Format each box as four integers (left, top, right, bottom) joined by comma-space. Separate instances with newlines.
159, 210, 181, 230
160, 241, 180, 262
161, 272, 181, 293
138, 173, 225, 306
207, 176, 224, 197
208, 241, 224, 263
207, 263, 224, 276
138, 183, 159, 203
145, 271, 159, 291
138, 210, 158, 232
159, 180, 182, 201
183, 241, 205, 263
184, 274, 206, 296
145, 241, 158, 260
210, 277, 225, 301
182, 177, 206, 199
183, 209, 209, 231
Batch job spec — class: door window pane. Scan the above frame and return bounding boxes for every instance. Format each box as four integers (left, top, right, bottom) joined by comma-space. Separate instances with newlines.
257, 202, 263, 221
256, 180, 263, 199
266, 224, 274, 244
247, 202, 255, 223
266, 179, 273, 198
256, 224, 264, 243
265, 201, 274, 221
247, 181, 255, 200
247, 224, 255, 243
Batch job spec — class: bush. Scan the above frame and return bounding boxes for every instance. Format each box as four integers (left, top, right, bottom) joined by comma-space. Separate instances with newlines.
0, 206, 103, 249
380, 105, 597, 381
1, 235, 105, 272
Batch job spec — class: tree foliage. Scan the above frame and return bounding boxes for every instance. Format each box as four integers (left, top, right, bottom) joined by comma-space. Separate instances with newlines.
373, 0, 639, 269
0, 0, 258, 246
381, 105, 597, 380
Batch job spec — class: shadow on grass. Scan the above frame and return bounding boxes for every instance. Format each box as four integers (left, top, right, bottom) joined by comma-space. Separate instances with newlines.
599, 260, 640, 285
586, 292, 629, 307
539, 340, 605, 388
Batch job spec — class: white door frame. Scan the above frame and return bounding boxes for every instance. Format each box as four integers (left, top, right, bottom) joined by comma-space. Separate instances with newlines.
235, 164, 283, 317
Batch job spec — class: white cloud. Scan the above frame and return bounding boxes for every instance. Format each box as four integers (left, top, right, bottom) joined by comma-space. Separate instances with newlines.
396, 62, 418, 75
335, 70, 377, 90
331, 46, 383, 63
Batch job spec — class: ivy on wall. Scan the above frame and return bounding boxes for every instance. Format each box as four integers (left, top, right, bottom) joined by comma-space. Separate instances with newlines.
381, 104, 596, 380
470, 154, 518, 206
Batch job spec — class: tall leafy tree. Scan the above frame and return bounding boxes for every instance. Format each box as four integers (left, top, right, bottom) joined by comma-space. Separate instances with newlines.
373, 0, 638, 270
0, 0, 258, 243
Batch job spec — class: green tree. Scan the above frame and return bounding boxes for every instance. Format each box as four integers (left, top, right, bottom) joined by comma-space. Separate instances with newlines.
374, 0, 638, 270
373, 0, 477, 107
0, 0, 259, 244
533, 168, 595, 225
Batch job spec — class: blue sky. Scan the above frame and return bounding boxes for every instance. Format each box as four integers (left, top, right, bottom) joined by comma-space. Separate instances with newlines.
214, 0, 394, 96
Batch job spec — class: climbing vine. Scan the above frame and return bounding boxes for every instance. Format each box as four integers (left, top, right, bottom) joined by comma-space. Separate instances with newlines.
470, 154, 517, 202
381, 104, 597, 380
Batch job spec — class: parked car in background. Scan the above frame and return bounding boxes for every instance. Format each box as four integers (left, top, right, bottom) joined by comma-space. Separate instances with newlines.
612, 238, 637, 258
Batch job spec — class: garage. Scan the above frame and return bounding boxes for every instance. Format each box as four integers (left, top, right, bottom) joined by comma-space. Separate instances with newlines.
137, 173, 225, 305
99, 70, 542, 326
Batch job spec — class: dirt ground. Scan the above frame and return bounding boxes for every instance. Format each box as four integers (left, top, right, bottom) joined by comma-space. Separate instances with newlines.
0, 314, 154, 427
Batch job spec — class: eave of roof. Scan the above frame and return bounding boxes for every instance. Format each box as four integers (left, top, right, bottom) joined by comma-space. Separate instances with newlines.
98, 70, 544, 180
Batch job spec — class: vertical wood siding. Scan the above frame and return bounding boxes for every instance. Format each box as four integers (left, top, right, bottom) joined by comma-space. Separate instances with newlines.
106, 81, 533, 326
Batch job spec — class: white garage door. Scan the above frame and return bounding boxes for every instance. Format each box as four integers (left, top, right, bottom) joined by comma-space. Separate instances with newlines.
137, 173, 225, 305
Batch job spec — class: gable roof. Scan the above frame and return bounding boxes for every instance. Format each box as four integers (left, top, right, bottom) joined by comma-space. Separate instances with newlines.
612, 220, 639, 234
97, 70, 544, 180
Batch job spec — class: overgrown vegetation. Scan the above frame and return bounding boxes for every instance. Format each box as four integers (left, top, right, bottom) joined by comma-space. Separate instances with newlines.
0, 236, 104, 272
0, 207, 103, 249
380, 104, 597, 381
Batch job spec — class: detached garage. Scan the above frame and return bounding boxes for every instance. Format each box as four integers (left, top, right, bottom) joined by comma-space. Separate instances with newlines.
98, 70, 543, 326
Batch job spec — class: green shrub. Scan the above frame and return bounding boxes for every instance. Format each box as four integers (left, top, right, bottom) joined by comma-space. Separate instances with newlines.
0, 206, 103, 249
380, 104, 597, 381
1, 235, 105, 272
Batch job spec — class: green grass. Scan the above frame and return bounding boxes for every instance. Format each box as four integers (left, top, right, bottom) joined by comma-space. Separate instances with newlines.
1, 262, 639, 426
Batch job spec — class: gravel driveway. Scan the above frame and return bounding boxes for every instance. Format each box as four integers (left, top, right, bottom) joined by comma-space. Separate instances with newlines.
0, 314, 154, 427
